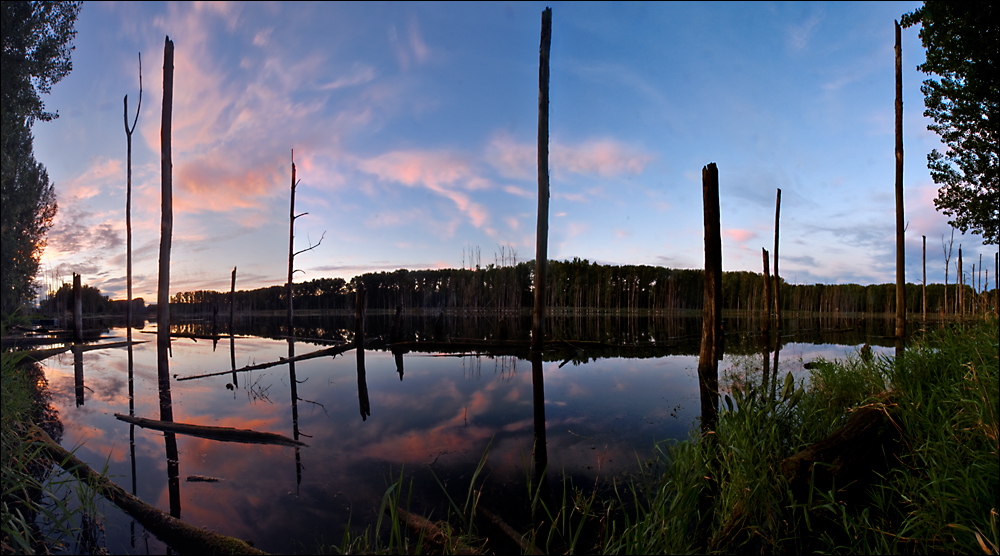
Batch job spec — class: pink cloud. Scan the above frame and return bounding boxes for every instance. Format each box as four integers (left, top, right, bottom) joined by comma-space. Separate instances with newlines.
62, 157, 123, 200
722, 228, 758, 244
175, 155, 285, 213
358, 150, 492, 228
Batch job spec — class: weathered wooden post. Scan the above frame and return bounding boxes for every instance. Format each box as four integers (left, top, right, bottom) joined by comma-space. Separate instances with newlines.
73, 273, 82, 342
531, 8, 553, 522
699, 163, 722, 435
895, 20, 906, 344
958, 247, 963, 316
157, 36, 175, 406
229, 266, 236, 334
762, 248, 771, 334
922, 235, 926, 322
773, 188, 782, 330
156, 36, 180, 521
532, 7, 552, 355
355, 284, 370, 420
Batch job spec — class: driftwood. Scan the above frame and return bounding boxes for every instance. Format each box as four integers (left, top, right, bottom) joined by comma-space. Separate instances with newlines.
114, 414, 307, 447
17, 340, 146, 363
27, 425, 265, 555
780, 395, 900, 502
176, 343, 354, 381
387, 505, 479, 555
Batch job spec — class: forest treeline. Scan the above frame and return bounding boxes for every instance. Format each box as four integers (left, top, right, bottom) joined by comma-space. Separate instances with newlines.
147, 259, 993, 317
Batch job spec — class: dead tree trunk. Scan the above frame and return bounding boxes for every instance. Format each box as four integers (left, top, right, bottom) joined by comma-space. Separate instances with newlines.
73, 273, 82, 342
958, 247, 963, 316
157, 35, 175, 420
229, 266, 236, 334
287, 153, 297, 337
699, 163, 722, 435
773, 188, 782, 330
532, 8, 552, 354
895, 20, 906, 343
124, 53, 141, 341
922, 235, 926, 322
762, 248, 771, 334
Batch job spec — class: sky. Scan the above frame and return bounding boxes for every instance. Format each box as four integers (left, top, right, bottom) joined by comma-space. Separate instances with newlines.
30, 1, 996, 302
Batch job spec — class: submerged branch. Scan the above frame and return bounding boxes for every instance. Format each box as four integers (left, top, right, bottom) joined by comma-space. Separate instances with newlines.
114, 413, 307, 447
27, 425, 267, 555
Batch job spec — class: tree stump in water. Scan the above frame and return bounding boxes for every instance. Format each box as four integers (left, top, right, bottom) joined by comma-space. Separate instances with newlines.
780, 395, 901, 503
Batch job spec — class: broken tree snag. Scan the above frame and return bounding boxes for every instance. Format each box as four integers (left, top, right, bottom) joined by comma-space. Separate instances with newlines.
699, 163, 722, 435
762, 247, 772, 334
780, 395, 900, 504
124, 52, 142, 337
27, 425, 266, 555
73, 273, 83, 343
114, 413, 307, 447
532, 7, 552, 354
158, 35, 174, 405
922, 236, 927, 322
773, 188, 782, 330
895, 20, 905, 344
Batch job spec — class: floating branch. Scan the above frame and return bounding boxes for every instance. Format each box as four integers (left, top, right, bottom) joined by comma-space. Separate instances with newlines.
18, 340, 145, 363
114, 413, 307, 447
176, 343, 354, 381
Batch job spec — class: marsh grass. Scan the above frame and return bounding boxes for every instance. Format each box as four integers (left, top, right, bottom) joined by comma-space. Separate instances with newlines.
2, 349, 107, 554
314, 319, 998, 555
603, 317, 998, 555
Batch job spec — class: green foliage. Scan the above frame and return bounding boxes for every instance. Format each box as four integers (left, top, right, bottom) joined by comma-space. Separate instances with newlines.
604, 317, 999, 554
1, 1, 80, 316
1, 1, 81, 126
901, 1, 999, 244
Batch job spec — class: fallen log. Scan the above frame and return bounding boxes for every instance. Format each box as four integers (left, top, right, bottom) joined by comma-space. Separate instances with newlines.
27, 425, 266, 555
17, 340, 147, 363
387, 505, 479, 555
780, 394, 901, 503
176, 343, 354, 381
479, 507, 543, 555
114, 414, 307, 447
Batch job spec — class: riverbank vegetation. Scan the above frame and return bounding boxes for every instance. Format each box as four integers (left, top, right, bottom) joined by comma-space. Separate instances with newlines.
334, 318, 997, 555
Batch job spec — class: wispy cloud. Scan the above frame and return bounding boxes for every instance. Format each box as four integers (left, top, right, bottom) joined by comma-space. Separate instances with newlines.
787, 13, 822, 52
357, 150, 492, 228
486, 133, 653, 182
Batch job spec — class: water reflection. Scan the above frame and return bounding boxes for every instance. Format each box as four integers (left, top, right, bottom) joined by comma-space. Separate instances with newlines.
73, 345, 84, 407
36, 316, 899, 553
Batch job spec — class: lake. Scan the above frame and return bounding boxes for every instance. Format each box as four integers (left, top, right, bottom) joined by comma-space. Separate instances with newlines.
36, 313, 898, 553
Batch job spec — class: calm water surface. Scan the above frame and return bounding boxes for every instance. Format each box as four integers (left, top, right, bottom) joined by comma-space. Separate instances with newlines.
38, 316, 896, 553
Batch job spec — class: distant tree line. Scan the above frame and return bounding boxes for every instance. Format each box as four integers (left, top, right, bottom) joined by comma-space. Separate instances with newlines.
164, 259, 994, 317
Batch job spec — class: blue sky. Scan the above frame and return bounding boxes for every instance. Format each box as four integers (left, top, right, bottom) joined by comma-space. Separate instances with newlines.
30, 1, 994, 301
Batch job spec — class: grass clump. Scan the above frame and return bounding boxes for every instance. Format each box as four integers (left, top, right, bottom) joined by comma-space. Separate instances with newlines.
2, 349, 105, 554
603, 318, 998, 555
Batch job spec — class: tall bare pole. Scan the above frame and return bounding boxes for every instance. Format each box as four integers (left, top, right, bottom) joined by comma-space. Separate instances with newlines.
287, 151, 297, 337
773, 188, 782, 330
123, 53, 141, 339
761, 248, 771, 335
698, 163, 722, 435
229, 266, 236, 333
922, 235, 926, 322
157, 36, 174, 411
532, 7, 552, 354
958, 246, 963, 316
895, 20, 906, 342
